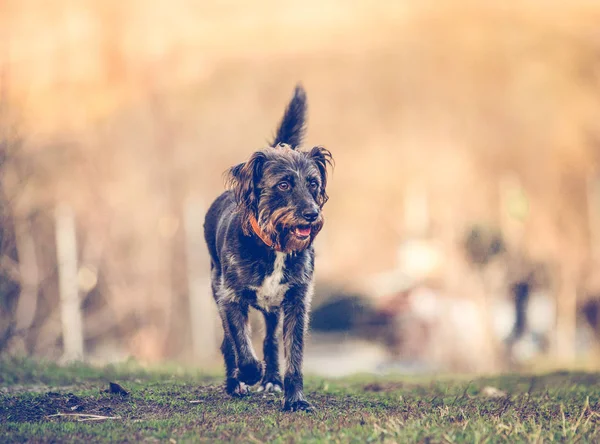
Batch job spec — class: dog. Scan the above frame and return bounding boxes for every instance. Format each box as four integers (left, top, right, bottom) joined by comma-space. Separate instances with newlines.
203, 85, 333, 412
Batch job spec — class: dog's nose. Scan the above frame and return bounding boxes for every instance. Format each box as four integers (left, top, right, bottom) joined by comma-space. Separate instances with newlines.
302, 209, 319, 222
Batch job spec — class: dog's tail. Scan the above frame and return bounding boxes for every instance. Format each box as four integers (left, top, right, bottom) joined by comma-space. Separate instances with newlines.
272, 84, 307, 149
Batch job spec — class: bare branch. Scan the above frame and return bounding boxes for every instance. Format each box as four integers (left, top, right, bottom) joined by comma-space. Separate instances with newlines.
45, 413, 121, 421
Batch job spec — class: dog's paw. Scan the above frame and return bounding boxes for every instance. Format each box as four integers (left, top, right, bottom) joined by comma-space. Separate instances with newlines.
257, 381, 283, 393
282, 399, 314, 412
257, 373, 283, 393
225, 378, 249, 397
238, 360, 264, 386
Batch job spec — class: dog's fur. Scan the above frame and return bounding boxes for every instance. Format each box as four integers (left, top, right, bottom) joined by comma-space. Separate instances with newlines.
203, 85, 333, 412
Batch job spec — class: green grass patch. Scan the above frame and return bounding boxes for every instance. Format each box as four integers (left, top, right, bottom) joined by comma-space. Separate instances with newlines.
1, 358, 599, 443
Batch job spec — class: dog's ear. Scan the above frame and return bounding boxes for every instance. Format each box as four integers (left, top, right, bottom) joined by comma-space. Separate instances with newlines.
226, 152, 267, 232
308, 146, 334, 207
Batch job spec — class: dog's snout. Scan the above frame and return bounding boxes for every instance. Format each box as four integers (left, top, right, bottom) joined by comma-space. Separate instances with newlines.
302, 208, 319, 222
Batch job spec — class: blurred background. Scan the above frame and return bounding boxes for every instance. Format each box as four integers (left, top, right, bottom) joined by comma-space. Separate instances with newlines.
2, 0, 600, 376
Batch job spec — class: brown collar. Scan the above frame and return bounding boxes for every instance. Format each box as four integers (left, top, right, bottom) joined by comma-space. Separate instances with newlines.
249, 214, 282, 251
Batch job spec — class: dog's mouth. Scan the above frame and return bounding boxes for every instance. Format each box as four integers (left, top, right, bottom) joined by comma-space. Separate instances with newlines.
292, 225, 312, 239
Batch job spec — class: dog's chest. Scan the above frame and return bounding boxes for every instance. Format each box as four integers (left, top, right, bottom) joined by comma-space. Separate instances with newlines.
251, 252, 288, 310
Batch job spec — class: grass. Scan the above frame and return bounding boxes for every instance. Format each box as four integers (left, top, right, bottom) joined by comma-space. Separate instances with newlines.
1, 357, 599, 443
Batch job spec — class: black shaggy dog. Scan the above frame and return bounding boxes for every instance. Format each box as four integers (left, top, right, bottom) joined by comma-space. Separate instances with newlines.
203, 85, 333, 412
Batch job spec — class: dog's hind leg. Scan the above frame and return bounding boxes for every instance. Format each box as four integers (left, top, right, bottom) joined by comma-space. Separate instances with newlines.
282, 287, 313, 412
257, 309, 283, 392
221, 301, 264, 387
220, 333, 249, 396
213, 277, 247, 396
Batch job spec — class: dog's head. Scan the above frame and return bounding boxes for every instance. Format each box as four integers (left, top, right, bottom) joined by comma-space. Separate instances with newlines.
227, 143, 333, 253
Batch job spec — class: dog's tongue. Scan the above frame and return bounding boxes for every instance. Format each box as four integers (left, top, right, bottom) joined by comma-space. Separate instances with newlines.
296, 226, 312, 237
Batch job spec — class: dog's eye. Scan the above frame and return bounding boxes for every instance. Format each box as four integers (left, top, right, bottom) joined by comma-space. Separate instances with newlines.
309, 180, 319, 190
277, 181, 290, 191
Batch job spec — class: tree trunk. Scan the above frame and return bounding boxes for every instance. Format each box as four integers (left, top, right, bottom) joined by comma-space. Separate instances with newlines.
55, 203, 84, 362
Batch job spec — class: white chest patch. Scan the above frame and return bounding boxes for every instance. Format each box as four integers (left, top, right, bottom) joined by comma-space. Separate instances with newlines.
251, 252, 288, 310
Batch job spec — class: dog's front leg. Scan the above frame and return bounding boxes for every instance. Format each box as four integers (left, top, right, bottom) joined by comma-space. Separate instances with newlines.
221, 301, 264, 387
282, 286, 313, 412
258, 309, 283, 392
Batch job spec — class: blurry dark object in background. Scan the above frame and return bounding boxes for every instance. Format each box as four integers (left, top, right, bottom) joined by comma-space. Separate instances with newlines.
310, 290, 398, 344
464, 225, 505, 266
506, 281, 530, 345
582, 297, 600, 338
311, 292, 374, 332
463, 224, 554, 364
310, 286, 428, 360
